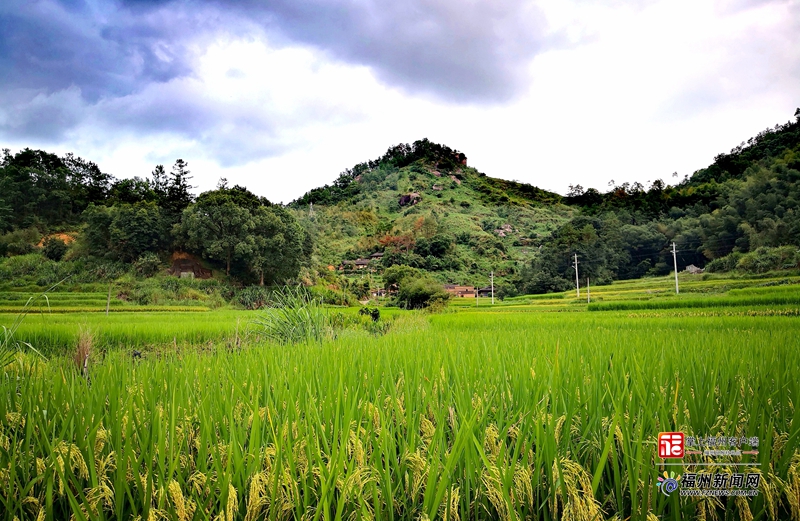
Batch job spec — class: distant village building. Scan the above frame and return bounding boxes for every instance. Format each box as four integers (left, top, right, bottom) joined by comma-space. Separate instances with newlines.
477, 286, 493, 298
443, 284, 476, 298
339, 258, 371, 271
684, 264, 705, 274
338, 253, 384, 273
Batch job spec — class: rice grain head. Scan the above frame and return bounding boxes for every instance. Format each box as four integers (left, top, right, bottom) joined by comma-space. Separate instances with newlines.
226, 483, 238, 521
167, 480, 195, 521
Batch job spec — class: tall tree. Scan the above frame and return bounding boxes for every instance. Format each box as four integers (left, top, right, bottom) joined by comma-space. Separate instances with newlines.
177, 191, 254, 276
247, 207, 305, 285
164, 159, 195, 219
63, 153, 111, 204
82, 203, 168, 262
151, 165, 168, 201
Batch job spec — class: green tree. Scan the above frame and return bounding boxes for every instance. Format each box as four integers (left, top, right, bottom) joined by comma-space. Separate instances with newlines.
178, 192, 254, 276
396, 277, 450, 309
383, 264, 422, 289
109, 203, 170, 262
164, 159, 195, 219
108, 177, 157, 205
82, 203, 169, 262
245, 207, 305, 285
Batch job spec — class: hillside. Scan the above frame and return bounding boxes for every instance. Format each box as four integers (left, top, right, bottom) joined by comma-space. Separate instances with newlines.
288, 139, 572, 293
2, 109, 800, 300
290, 109, 800, 296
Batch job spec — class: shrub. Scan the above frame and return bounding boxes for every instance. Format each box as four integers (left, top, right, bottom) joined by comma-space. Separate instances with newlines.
705, 252, 744, 273
358, 307, 381, 321
0, 227, 41, 256
42, 237, 68, 261
309, 286, 358, 306
0, 254, 58, 282
235, 286, 271, 310
736, 246, 800, 273
396, 277, 450, 310
134, 252, 162, 277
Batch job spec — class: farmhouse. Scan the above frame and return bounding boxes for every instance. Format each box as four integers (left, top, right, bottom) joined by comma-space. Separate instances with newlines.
443, 284, 476, 298
338, 258, 372, 272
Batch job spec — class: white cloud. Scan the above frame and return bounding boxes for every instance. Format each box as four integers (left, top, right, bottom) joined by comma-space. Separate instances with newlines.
2, 0, 797, 203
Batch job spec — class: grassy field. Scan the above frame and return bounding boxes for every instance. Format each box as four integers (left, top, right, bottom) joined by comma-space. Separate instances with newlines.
1, 276, 799, 520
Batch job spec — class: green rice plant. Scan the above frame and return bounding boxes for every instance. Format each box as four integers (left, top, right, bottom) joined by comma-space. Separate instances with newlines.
1, 309, 798, 520
0, 282, 64, 367
2, 274, 800, 520
0, 310, 247, 354
251, 285, 328, 345
588, 293, 800, 311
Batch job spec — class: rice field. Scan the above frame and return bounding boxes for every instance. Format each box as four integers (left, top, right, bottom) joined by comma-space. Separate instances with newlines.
0, 311, 251, 355
1, 277, 800, 520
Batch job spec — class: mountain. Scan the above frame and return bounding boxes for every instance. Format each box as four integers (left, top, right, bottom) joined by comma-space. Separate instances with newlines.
290, 109, 800, 295
288, 139, 573, 293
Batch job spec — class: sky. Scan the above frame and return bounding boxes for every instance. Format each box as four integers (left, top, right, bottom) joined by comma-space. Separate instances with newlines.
1, 0, 799, 204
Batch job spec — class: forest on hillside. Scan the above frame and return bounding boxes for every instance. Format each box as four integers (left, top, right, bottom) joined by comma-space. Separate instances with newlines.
1, 109, 799, 300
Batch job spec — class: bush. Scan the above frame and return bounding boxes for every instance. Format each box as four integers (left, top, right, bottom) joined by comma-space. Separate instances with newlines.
705, 252, 744, 273
736, 246, 800, 273
42, 237, 68, 261
358, 307, 381, 321
0, 254, 49, 278
309, 286, 358, 306
235, 286, 271, 310
134, 252, 162, 277
396, 277, 450, 310
0, 227, 41, 256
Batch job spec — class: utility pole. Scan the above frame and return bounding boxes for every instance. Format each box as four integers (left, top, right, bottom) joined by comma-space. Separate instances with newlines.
490, 271, 494, 305
573, 254, 580, 298
587, 277, 590, 304
672, 242, 679, 294
475, 283, 478, 307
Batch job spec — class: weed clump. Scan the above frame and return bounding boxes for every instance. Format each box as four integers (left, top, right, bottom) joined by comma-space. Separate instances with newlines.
252, 286, 327, 345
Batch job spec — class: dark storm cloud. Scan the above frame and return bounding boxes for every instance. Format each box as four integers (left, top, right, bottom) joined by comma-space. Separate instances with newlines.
1, 0, 547, 147
0, 0, 194, 101
242, 0, 547, 103
127, 0, 548, 102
